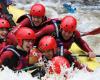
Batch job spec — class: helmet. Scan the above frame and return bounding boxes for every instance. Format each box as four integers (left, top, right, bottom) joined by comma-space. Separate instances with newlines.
0, 18, 10, 28
60, 16, 77, 32
49, 56, 70, 74
6, 27, 21, 46
38, 36, 57, 53
15, 27, 36, 46
29, 48, 42, 64
7, 32, 17, 46
30, 3, 45, 17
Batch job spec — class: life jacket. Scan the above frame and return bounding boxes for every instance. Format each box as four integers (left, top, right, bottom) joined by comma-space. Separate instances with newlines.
17, 14, 52, 30
0, 45, 27, 70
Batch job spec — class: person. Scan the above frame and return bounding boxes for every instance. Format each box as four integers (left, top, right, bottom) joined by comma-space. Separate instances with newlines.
38, 36, 84, 69
0, 18, 11, 51
0, 0, 16, 26
38, 36, 94, 73
35, 16, 96, 58
0, 27, 36, 70
16, 3, 52, 32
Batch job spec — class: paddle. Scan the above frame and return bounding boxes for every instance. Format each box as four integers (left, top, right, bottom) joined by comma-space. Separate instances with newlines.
72, 50, 100, 57
22, 63, 41, 71
75, 54, 100, 57
72, 53, 100, 62
81, 27, 100, 36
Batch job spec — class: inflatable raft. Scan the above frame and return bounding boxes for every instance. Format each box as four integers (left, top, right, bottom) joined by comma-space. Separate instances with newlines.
8, 6, 100, 70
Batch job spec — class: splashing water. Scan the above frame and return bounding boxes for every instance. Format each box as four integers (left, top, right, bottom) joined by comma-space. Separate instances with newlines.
0, 63, 100, 80
0, 66, 38, 80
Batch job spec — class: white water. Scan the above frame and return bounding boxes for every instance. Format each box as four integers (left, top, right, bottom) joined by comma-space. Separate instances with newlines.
0, 65, 100, 80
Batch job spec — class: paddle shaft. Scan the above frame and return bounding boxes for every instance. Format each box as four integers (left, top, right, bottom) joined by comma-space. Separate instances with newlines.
79, 54, 100, 57
81, 27, 100, 36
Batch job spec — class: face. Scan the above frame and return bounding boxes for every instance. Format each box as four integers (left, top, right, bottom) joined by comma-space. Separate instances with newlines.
42, 50, 54, 60
0, 28, 8, 38
32, 16, 43, 26
22, 39, 34, 52
61, 30, 73, 40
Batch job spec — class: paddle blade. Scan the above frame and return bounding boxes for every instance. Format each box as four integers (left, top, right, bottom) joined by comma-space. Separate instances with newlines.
81, 27, 100, 36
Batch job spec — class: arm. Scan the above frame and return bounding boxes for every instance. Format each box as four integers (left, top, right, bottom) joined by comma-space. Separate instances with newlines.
74, 31, 96, 58
10, 18, 31, 33
63, 49, 83, 69
0, 51, 13, 65
19, 18, 31, 27
35, 24, 55, 38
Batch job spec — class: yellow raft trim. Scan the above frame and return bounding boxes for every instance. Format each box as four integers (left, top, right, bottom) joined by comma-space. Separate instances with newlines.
8, 6, 26, 22
70, 43, 100, 70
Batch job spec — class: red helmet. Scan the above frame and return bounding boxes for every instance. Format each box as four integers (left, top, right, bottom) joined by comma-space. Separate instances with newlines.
60, 16, 77, 32
49, 56, 70, 74
30, 3, 45, 17
0, 18, 10, 28
38, 36, 57, 53
15, 27, 36, 46
6, 27, 21, 46
7, 32, 17, 46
